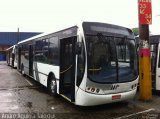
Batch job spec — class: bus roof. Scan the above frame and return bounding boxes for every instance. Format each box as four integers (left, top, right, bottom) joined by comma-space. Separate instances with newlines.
82, 22, 134, 38
150, 35, 160, 44
18, 32, 48, 44
18, 21, 134, 45
6, 45, 16, 51
18, 25, 78, 45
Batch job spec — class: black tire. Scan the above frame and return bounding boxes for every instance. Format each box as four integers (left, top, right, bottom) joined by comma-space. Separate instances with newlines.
49, 76, 57, 96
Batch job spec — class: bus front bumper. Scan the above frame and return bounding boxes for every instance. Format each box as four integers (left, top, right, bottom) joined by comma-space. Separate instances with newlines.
75, 88, 137, 106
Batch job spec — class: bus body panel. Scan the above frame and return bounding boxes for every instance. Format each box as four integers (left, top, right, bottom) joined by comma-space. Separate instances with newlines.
22, 55, 29, 75
32, 62, 60, 87
149, 35, 160, 91
85, 77, 138, 95
14, 62, 17, 68
76, 85, 137, 106
77, 23, 87, 91
156, 43, 160, 90
75, 78, 138, 106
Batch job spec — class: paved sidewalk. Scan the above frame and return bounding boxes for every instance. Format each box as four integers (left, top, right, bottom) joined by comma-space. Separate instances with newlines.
0, 61, 31, 89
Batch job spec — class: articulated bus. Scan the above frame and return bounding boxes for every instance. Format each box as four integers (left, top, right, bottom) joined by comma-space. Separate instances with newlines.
17, 21, 138, 106
6, 45, 17, 68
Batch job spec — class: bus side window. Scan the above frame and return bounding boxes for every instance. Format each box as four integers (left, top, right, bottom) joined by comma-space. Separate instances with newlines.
48, 36, 59, 65
35, 40, 49, 63
150, 44, 157, 71
22, 44, 29, 60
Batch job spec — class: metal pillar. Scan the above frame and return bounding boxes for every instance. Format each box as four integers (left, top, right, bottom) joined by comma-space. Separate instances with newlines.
139, 24, 152, 101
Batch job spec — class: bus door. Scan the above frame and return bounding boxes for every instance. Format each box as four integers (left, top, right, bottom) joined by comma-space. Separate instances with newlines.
155, 43, 160, 90
150, 44, 158, 89
18, 47, 21, 71
60, 37, 76, 102
29, 45, 33, 77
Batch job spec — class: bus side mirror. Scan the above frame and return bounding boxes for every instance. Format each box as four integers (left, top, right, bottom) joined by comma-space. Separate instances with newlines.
75, 42, 82, 55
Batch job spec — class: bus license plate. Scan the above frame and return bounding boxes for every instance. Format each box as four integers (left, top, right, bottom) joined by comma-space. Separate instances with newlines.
112, 95, 121, 100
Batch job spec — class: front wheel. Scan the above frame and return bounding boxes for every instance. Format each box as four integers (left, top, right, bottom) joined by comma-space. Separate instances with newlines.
49, 76, 57, 96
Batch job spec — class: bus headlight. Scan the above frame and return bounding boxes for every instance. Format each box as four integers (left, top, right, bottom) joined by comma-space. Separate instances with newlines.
86, 86, 101, 94
91, 88, 95, 92
96, 88, 100, 93
131, 84, 137, 89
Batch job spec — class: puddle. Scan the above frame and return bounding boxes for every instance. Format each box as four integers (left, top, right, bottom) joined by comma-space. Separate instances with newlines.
26, 102, 32, 108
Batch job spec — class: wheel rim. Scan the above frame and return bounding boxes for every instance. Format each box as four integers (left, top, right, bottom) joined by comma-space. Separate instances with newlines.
50, 80, 56, 94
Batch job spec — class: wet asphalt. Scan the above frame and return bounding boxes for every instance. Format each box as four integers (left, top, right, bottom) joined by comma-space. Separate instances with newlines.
0, 62, 158, 119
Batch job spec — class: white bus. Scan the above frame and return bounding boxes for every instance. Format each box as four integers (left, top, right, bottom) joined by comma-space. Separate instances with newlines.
6, 45, 18, 68
17, 21, 139, 106
150, 35, 160, 91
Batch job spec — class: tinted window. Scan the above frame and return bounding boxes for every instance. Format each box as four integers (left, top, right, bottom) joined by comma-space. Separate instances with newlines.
48, 36, 59, 65
34, 37, 59, 65
35, 39, 49, 63
21, 44, 29, 60
86, 34, 138, 83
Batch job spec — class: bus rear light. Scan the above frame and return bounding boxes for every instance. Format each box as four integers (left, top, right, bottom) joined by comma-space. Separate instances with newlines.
112, 95, 121, 100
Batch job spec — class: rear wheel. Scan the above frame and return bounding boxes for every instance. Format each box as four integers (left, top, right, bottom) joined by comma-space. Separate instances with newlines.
49, 76, 57, 96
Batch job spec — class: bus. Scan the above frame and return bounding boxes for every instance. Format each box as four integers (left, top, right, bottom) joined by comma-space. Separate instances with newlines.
6, 45, 17, 68
17, 21, 139, 106
149, 35, 160, 91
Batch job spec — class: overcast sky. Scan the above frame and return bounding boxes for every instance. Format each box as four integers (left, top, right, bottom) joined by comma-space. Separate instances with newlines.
0, 0, 159, 34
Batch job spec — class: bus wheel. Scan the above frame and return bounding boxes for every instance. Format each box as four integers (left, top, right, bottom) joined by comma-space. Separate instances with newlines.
49, 76, 57, 96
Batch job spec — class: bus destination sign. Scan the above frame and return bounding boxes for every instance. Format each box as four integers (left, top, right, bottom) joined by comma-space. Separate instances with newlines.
138, 0, 152, 25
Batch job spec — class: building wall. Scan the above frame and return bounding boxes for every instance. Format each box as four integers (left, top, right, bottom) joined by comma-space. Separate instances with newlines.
0, 32, 42, 61
0, 32, 41, 45
0, 45, 10, 52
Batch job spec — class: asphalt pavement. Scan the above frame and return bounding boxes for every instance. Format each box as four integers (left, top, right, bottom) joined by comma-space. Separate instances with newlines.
0, 61, 160, 119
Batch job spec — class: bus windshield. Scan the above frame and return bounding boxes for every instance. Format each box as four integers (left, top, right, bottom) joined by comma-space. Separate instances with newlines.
86, 34, 138, 83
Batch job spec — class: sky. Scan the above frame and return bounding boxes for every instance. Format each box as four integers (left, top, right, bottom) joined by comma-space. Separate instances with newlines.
0, 0, 159, 34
